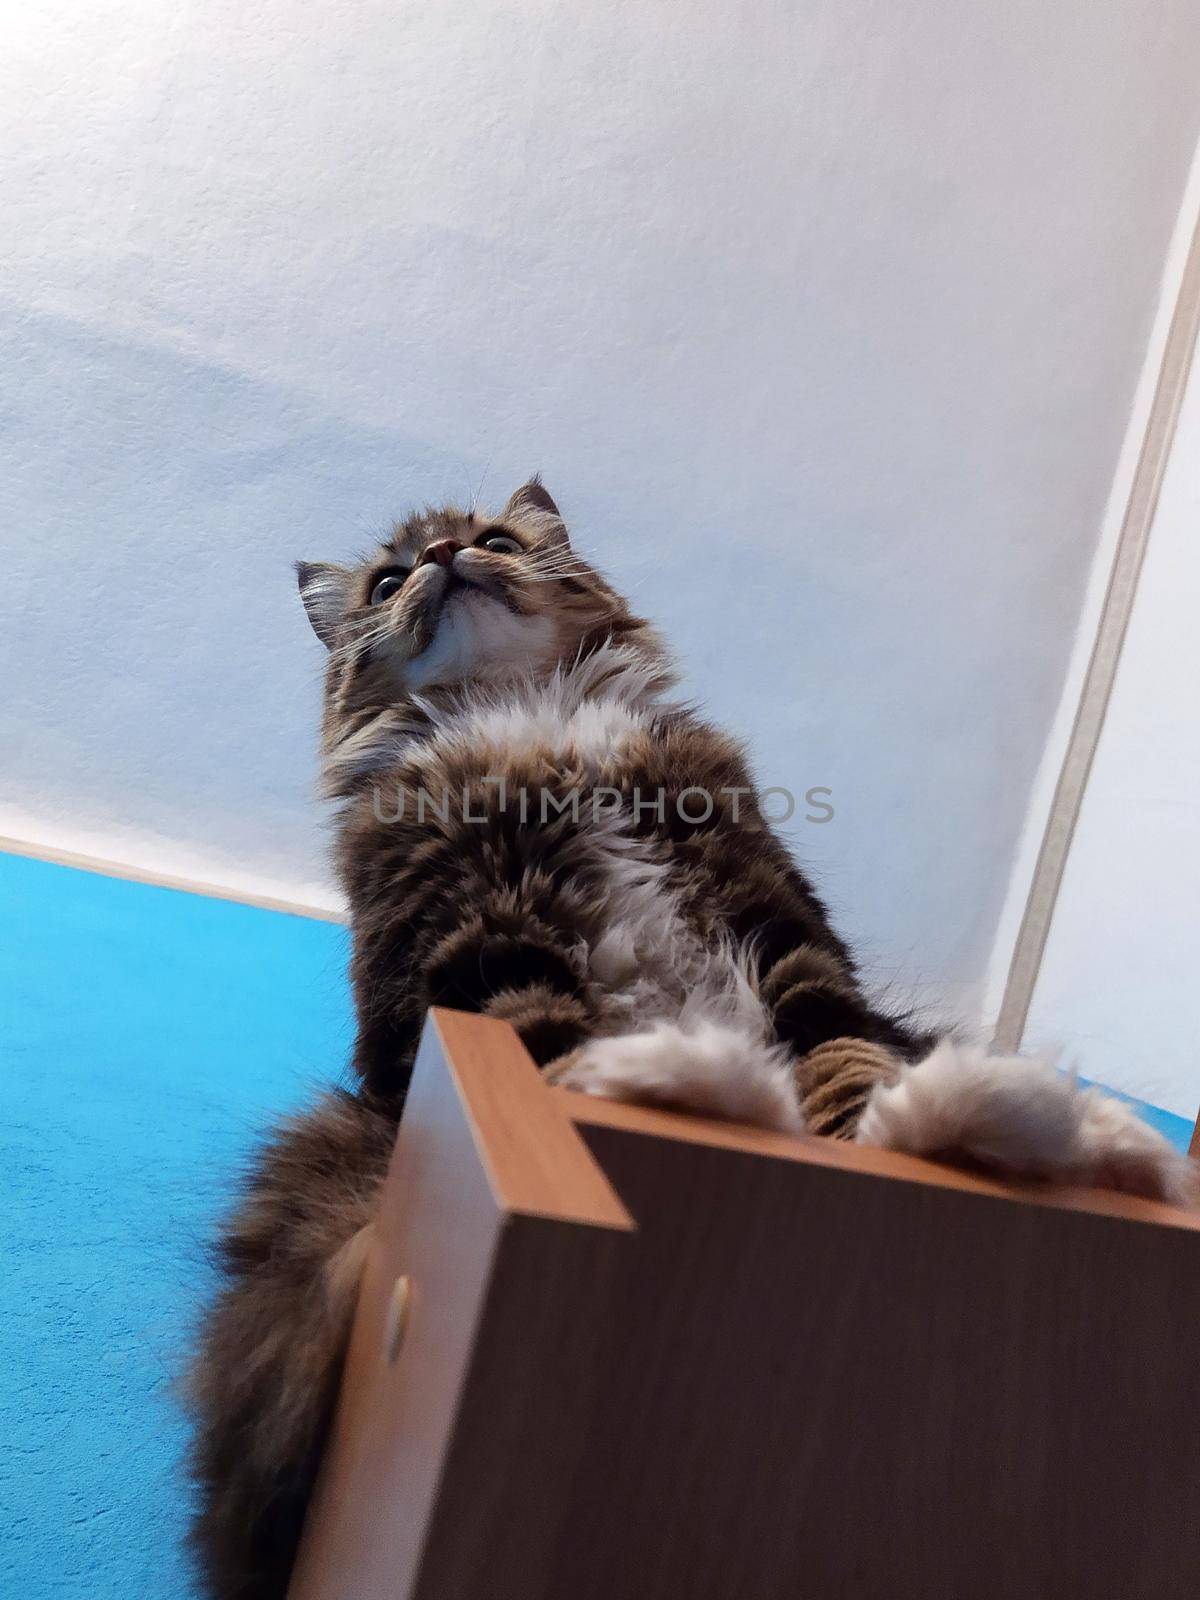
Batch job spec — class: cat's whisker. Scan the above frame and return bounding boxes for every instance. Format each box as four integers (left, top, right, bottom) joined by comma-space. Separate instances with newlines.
525, 553, 591, 571
328, 619, 401, 664
527, 545, 591, 564
328, 631, 383, 663
469, 456, 492, 518
521, 557, 594, 581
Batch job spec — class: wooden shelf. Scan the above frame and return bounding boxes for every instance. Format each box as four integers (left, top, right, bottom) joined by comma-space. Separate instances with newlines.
290, 1009, 1200, 1600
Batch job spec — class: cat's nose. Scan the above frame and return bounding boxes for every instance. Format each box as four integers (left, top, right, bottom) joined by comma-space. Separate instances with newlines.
420, 539, 463, 568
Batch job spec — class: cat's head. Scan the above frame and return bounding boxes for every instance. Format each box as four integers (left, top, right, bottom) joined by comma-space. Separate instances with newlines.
298, 479, 662, 703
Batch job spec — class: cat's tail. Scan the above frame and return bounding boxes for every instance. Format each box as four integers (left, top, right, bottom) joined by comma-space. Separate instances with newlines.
186, 1088, 396, 1600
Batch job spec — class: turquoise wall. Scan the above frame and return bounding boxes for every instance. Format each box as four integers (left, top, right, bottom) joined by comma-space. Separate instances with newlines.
0, 847, 1191, 1597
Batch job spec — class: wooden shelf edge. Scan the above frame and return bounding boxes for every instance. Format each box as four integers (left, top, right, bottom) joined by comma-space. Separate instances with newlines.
554, 1086, 1200, 1236
425, 1008, 1198, 1236
426, 1009, 635, 1233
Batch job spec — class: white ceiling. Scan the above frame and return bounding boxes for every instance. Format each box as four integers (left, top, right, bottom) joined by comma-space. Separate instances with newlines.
3, 0, 1199, 1017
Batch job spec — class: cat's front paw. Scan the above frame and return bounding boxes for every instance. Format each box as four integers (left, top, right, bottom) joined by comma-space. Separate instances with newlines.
556, 1020, 804, 1134
856, 1040, 1195, 1205
1072, 1087, 1197, 1204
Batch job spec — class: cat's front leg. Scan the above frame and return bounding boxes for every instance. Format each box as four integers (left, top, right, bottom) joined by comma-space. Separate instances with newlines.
855, 1040, 1196, 1204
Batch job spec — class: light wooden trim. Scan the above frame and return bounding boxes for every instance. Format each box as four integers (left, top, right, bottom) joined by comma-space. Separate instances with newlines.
430, 1010, 1199, 1231
0, 833, 345, 923
994, 206, 1200, 1052
428, 1009, 634, 1230
288, 1010, 632, 1600
556, 1081, 1200, 1234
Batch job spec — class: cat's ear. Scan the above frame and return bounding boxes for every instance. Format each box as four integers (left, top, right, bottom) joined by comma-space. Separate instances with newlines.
296, 561, 352, 650
503, 476, 560, 519
501, 476, 569, 546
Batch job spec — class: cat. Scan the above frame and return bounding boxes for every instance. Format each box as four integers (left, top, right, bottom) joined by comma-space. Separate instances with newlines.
187, 478, 1193, 1600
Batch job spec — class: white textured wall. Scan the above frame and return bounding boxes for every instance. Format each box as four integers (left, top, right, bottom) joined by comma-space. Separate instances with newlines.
1025, 334, 1200, 1120
3, 1, 1199, 1015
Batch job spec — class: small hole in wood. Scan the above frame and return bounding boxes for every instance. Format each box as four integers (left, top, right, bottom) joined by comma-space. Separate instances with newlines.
385, 1274, 412, 1365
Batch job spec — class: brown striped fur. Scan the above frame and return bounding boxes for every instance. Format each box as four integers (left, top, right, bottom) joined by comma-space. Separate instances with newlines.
187, 480, 937, 1599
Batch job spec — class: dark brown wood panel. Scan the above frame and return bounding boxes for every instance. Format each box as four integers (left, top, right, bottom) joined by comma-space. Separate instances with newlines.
293, 1010, 1200, 1600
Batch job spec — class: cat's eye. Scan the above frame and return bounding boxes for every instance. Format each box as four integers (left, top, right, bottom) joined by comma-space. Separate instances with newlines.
481, 533, 522, 555
369, 570, 409, 605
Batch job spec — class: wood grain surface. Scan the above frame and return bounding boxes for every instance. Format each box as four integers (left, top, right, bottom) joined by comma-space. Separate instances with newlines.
287, 1011, 632, 1600
292, 1010, 1200, 1600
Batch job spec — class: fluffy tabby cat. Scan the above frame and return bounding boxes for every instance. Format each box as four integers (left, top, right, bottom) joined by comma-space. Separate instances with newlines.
188, 479, 1193, 1599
